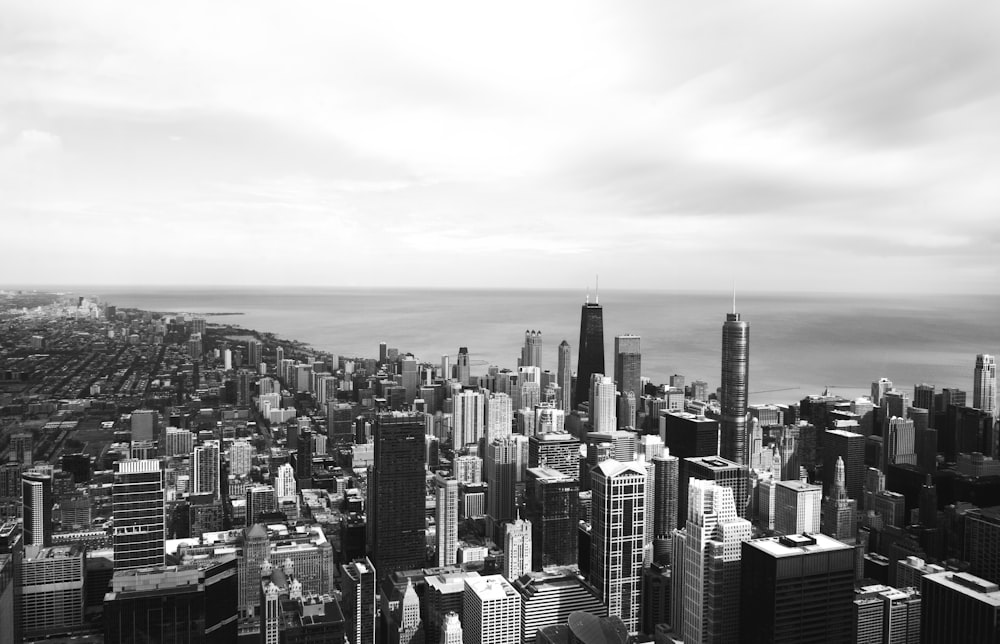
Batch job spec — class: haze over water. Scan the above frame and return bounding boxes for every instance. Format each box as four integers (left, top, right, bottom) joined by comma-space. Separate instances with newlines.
78, 286, 998, 406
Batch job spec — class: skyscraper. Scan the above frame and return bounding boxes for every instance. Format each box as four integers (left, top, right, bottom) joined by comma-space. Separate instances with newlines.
453, 389, 486, 448
573, 297, 605, 410
457, 348, 471, 386
721, 310, 750, 465
522, 330, 542, 369
822, 429, 865, 501
435, 474, 459, 567
672, 480, 752, 644
485, 392, 513, 442
773, 480, 822, 536
613, 334, 641, 404
590, 374, 617, 433
21, 472, 52, 547
193, 441, 220, 498
503, 518, 532, 581
342, 557, 376, 644
921, 571, 1000, 644
740, 533, 855, 644
822, 456, 858, 542
590, 459, 646, 633
463, 575, 521, 644
486, 435, 528, 540
974, 354, 997, 417
557, 341, 572, 412
112, 459, 165, 571
525, 467, 579, 569
651, 453, 679, 563
367, 413, 426, 577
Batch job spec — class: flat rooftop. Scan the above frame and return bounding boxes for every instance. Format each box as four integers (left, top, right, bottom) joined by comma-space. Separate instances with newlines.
748, 532, 853, 558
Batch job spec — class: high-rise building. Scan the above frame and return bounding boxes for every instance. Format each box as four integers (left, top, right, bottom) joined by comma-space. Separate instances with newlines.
0, 554, 13, 644
573, 297, 605, 410
246, 485, 276, 524
486, 435, 528, 539
773, 480, 822, 536
885, 416, 917, 470
367, 413, 426, 577
650, 453, 679, 563
457, 348, 471, 386
590, 459, 646, 633
557, 341, 572, 412
975, 354, 997, 417
436, 474, 459, 567
921, 571, 1000, 644
872, 378, 893, 407
342, 557, 376, 644
964, 507, 1000, 585
525, 467, 579, 570
463, 575, 521, 644
680, 455, 749, 527
274, 462, 297, 501
590, 374, 617, 433
112, 459, 165, 571
822, 456, 858, 542
614, 334, 641, 405
453, 389, 485, 448
485, 392, 513, 442
104, 557, 238, 643
522, 330, 542, 369
21, 472, 52, 547
10, 432, 32, 465
823, 429, 865, 501
20, 544, 85, 639
720, 310, 750, 465
503, 518, 532, 581
193, 441, 220, 498
740, 533, 855, 644
672, 480, 753, 644
513, 572, 607, 644
248, 339, 263, 372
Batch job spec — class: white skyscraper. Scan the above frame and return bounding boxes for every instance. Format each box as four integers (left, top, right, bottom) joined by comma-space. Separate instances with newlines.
672, 479, 753, 644
453, 389, 485, 449
436, 474, 459, 567
274, 462, 297, 500
590, 375, 616, 434
193, 441, 220, 497
591, 459, 646, 633
463, 575, 521, 644
228, 439, 253, 477
773, 480, 822, 535
485, 392, 513, 442
440, 611, 463, 644
974, 354, 997, 417
885, 416, 917, 470
502, 517, 532, 581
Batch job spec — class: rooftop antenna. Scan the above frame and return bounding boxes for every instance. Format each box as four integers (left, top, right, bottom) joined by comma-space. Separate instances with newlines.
595, 274, 600, 305
586, 287, 590, 305
732, 280, 737, 314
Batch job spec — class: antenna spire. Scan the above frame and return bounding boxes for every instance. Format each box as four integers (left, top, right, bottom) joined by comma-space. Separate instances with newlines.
595, 274, 599, 305
585, 287, 590, 305
732, 280, 736, 314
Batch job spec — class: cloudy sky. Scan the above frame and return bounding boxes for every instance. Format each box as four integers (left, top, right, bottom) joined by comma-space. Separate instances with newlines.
2, 1, 998, 292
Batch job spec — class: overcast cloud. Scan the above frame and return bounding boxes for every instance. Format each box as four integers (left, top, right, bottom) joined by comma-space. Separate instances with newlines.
2, 0, 998, 292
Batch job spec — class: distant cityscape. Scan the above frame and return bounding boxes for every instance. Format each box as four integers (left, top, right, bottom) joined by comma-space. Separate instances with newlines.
1, 288, 999, 644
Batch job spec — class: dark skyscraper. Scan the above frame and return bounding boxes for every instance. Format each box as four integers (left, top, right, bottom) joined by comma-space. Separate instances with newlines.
613, 334, 641, 401
21, 472, 52, 547
557, 340, 572, 412
522, 330, 542, 368
525, 466, 579, 569
367, 412, 426, 578
573, 297, 605, 410
721, 309, 750, 465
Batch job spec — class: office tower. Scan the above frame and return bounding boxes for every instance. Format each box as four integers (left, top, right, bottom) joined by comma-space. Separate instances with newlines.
436, 474, 459, 567
975, 354, 998, 417
872, 491, 906, 529
614, 334, 641, 400
237, 370, 252, 406
533, 404, 566, 436
590, 374, 617, 433
401, 354, 419, 403
440, 611, 463, 644
522, 330, 543, 368
525, 467, 579, 569
453, 389, 485, 448
0, 554, 12, 644
822, 456, 858, 542
823, 429, 865, 500
514, 572, 607, 644
721, 309, 750, 465
246, 485, 276, 524
457, 348, 471, 386
275, 462, 297, 501
964, 507, 1000, 584
897, 555, 945, 589
104, 557, 238, 643
165, 427, 194, 457
342, 557, 376, 644
885, 417, 917, 470
921, 571, 1000, 643
453, 455, 483, 483
740, 533, 855, 644
573, 296, 605, 410
130, 409, 158, 442
237, 524, 269, 616
227, 439, 252, 477
193, 441, 220, 498
517, 367, 542, 412
379, 342, 388, 364
617, 392, 636, 430
248, 339, 263, 371
591, 459, 646, 633
640, 562, 671, 637
463, 575, 521, 644
660, 412, 720, 490
681, 456, 749, 528
22, 472, 52, 547
773, 480, 821, 535
10, 432, 32, 464
914, 383, 935, 415
557, 341, 572, 412
919, 474, 938, 528
650, 453, 679, 563
672, 480, 752, 644
853, 584, 921, 644
503, 518, 532, 581
485, 392, 513, 442
20, 544, 85, 638
367, 413, 425, 577
113, 459, 165, 570
872, 378, 893, 407
486, 435, 528, 539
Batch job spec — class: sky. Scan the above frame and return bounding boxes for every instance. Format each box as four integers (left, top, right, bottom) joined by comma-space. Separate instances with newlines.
2, 1, 999, 292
